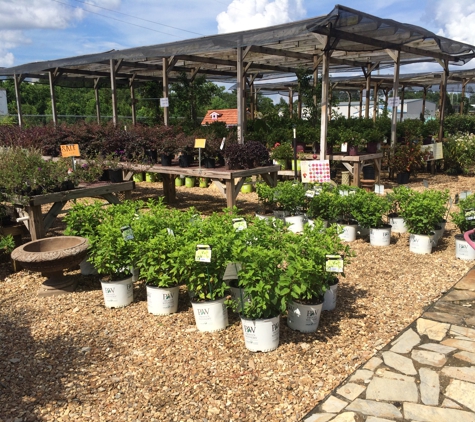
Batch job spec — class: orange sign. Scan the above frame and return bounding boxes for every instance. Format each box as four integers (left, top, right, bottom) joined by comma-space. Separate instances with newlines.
60, 144, 80, 157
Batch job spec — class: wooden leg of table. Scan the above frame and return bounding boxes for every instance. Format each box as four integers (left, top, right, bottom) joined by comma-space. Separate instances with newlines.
26, 205, 44, 240
43, 202, 66, 232
374, 158, 381, 184
162, 174, 176, 204
353, 162, 361, 187
225, 179, 236, 209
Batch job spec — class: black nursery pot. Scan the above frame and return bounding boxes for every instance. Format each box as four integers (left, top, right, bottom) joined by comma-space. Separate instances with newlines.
145, 149, 158, 164
108, 169, 123, 183
179, 154, 194, 168
203, 157, 216, 168
396, 171, 410, 185
161, 154, 174, 166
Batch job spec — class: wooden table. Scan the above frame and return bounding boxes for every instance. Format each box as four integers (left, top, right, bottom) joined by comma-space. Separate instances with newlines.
124, 164, 280, 208
13, 181, 135, 240
296, 153, 383, 187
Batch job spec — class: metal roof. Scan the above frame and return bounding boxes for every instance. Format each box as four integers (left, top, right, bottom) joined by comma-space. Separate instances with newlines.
1, 5, 475, 88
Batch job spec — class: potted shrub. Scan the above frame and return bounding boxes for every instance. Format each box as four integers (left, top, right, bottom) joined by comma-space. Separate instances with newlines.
0, 234, 15, 264
255, 182, 277, 217
181, 212, 238, 332
351, 189, 392, 246
306, 184, 338, 227
386, 185, 414, 233
274, 181, 307, 232
334, 185, 360, 242
88, 201, 143, 307
401, 189, 450, 254
231, 217, 289, 352
389, 142, 427, 184
451, 193, 475, 260
270, 142, 293, 169
284, 222, 351, 332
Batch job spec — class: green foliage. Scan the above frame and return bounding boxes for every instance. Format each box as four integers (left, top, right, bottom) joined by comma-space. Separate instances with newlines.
444, 114, 475, 136
307, 188, 339, 221
389, 142, 427, 174
270, 142, 293, 160
64, 200, 106, 239
350, 190, 392, 228
273, 181, 307, 214
451, 194, 475, 233
387, 185, 414, 215
401, 189, 450, 235
0, 234, 15, 254
397, 119, 424, 140
442, 133, 475, 175
334, 185, 361, 223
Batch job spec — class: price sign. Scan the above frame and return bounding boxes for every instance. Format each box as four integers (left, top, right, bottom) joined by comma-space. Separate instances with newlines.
60, 144, 80, 157
195, 245, 212, 262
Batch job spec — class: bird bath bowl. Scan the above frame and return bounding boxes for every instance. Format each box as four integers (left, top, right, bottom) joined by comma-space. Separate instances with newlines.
11, 236, 89, 297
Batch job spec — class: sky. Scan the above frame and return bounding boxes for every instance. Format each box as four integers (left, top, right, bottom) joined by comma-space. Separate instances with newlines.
1, 0, 475, 74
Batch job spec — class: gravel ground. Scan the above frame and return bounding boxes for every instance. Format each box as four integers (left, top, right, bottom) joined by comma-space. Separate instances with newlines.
0, 173, 474, 422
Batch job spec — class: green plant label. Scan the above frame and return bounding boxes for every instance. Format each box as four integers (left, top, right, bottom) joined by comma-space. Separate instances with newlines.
195, 245, 212, 262
120, 226, 134, 241
232, 218, 247, 231
325, 255, 344, 273
465, 209, 475, 221
305, 190, 315, 198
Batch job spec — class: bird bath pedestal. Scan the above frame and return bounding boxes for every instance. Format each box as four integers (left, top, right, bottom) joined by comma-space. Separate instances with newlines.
11, 236, 89, 297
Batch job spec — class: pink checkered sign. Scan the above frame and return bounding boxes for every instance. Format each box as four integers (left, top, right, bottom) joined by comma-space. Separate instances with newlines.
300, 160, 331, 183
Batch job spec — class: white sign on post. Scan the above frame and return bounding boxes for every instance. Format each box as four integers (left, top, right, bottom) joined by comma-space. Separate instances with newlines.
160, 97, 169, 108
388, 97, 400, 108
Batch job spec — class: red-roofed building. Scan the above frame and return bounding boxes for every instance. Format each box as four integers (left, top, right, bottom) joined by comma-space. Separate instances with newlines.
201, 109, 238, 127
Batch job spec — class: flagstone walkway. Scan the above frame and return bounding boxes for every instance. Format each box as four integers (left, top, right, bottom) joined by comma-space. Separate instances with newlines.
303, 267, 475, 422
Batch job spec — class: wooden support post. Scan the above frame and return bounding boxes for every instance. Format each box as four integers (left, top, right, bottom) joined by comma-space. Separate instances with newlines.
162, 58, 169, 126
130, 74, 137, 126
48, 70, 58, 126
320, 48, 330, 159
110, 59, 118, 127
237, 46, 244, 144
438, 60, 449, 142
399, 86, 405, 122
14, 73, 24, 128
390, 50, 400, 149
422, 86, 427, 121
94, 78, 101, 124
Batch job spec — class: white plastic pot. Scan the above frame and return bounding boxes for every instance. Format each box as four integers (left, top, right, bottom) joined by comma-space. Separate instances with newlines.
241, 315, 280, 352
338, 222, 358, 242
191, 297, 228, 332
101, 276, 134, 308
409, 234, 433, 254
455, 234, 475, 260
146, 285, 180, 315
287, 300, 323, 333
389, 215, 407, 234
370, 225, 391, 247
323, 281, 338, 311
285, 215, 305, 233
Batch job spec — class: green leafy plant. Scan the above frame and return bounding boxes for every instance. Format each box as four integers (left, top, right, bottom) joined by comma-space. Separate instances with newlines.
0, 234, 15, 254
451, 194, 475, 233
270, 142, 293, 161
387, 185, 414, 216
307, 187, 339, 221
401, 189, 450, 235
64, 200, 106, 239
442, 133, 475, 175
351, 190, 392, 228
334, 185, 360, 224
273, 181, 307, 215
389, 142, 427, 174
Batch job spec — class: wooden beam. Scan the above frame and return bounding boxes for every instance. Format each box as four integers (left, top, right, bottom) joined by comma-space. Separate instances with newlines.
130, 76, 136, 126
13, 73, 24, 128
237, 47, 244, 143
438, 60, 449, 142
390, 51, 401, 148
94, 78, 101, 124
320, 47, 330, 159
48, 70, 58, 126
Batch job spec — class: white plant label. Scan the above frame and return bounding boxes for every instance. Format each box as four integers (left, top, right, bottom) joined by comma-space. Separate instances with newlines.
341, 142, 348, 153
195, 245, 212, 262
121, 226, 134, 241
374, 184, 384, 195
167, 228, 175, 236
465, 209, 475, 221
232, 218, 247, 231
325, 255, 344, 273
305, 190, 315, 198
423, 180, 429, 188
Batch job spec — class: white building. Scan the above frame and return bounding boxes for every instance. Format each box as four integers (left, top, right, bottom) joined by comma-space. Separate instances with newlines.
332, 98, 437, 120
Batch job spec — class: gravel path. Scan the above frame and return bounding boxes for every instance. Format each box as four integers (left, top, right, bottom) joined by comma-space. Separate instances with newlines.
0, 173, 474, 422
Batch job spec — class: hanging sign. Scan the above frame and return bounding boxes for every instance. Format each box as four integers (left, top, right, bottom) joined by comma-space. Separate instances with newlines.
60, 144, 80, 157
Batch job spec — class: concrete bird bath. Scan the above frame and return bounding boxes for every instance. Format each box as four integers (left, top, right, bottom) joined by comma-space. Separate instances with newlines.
11, 236, 89, 297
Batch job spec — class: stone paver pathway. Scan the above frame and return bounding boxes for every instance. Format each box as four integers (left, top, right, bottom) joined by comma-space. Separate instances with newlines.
303, 267, 475, 422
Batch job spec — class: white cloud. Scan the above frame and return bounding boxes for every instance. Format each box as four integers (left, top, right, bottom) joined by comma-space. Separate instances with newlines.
216, 0, 306, 33
430, 0, 475, 45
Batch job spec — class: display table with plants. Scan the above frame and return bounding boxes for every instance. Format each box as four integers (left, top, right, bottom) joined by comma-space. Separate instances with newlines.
124, 163, 280, 208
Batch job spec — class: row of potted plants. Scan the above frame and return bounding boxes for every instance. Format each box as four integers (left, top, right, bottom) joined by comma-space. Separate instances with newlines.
64, 199, 351, 352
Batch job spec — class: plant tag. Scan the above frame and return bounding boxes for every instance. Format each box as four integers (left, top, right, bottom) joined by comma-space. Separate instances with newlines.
232, 218, 247, 231
220, 137, 225, 150
423, 180, 429, 188
349, 190, 356, 195
460, 191, 472, 200
374, 184, 384, 195
326, 255, 344, 273
305, 190, 315, 198
121, 226, 134, 241
341, 142, 348, 153
167, 228, 175, 236
195, 245, 212, 262
465, 209, 475, 221
339, 190, 349, 196
314, 185, 322, 195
